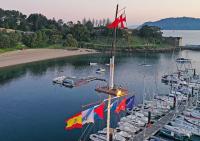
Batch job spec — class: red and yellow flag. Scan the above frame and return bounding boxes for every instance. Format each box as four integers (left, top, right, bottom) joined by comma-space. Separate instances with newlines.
65, 112, 82, 130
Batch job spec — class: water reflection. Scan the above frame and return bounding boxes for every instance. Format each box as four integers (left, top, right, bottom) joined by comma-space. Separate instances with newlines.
0, 50, 200, 141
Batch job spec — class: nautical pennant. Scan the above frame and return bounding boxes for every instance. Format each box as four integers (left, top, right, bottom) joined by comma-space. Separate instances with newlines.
111, 100, 119, 111
105, 99, 119, 112
82, 107, 94, 125
115, 98, 126, 113
126, 96, 135, 110
94, 102, 105, 119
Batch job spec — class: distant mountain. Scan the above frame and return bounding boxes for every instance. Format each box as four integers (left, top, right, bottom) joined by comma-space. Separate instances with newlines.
141, 17, 200, 30
128, 25, 139, 29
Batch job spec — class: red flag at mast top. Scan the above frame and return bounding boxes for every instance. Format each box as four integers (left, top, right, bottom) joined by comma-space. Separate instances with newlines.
107, 8, 126, 29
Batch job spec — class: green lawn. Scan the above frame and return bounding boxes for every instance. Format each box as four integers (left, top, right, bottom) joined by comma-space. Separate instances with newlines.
0, 43, 26, 54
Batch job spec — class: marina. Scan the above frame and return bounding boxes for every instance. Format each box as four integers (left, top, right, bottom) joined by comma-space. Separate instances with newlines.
1, 1, 200, 141
1, 50, 200, 141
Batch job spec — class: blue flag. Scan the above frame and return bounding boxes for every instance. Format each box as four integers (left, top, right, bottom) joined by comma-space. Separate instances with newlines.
126, 96, 135, 110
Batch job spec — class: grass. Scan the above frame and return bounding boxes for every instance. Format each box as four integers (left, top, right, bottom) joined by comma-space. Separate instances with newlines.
0, 37, 174, 54
88, 36, 166, 49
0, 43, 26, 54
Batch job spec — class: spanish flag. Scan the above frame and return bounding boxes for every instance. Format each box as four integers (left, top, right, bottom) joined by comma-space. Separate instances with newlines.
65, 112, 82, 130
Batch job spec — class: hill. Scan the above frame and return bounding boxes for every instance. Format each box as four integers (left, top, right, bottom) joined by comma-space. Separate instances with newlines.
0, 8, 176, 52
142, 17, 200, 30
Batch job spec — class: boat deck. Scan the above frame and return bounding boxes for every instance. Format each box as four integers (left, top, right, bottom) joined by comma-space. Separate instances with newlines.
130, 102, 186, 141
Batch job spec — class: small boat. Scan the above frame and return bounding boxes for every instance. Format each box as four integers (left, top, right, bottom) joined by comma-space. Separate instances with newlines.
170, 120, 200, 136
89, 134, 106, 141
96, 68, 106, 73
62, 77, 76, 87
113, 133, 126, 141
52, 76, 66, 84
118, 122, 139, 132
184, 116, 200, 127
90, 135, 105, 141
176, 58, 191, 63
190, 110, 200, 119
62, 76, 94, 88
90, 62, 98, 66
120, 116, 145, 127
134, 112, 148, 123
105, 63, 110, 66
159, 125, 191, 141
115, 130, 132, 138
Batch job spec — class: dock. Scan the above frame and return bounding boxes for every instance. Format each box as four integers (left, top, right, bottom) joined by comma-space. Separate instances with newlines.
130, 102, 186, 141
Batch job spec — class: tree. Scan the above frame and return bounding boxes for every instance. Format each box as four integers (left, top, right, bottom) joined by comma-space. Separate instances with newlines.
27, 14, 48, 31
71, 23, 90, 41
63, 34, 78, 47
138, 25, 163, 43
82, 18, 87, 25
9, 32, 21, 47
0, 33, 10, 48
85, 20, 93, 31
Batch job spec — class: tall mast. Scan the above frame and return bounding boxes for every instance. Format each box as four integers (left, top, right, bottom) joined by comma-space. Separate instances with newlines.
107, 4, 118, 141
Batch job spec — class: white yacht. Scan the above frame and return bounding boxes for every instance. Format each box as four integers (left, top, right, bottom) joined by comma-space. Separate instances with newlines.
52, 76, 66, 84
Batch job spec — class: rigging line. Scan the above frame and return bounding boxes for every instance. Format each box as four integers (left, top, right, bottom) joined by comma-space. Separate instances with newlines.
168, 42, 176, 74
118, 7, 126, 13
82, 100, 102, 108
82, 95, 126, 108
83, 123, 96, 141
78, 124, 91, 141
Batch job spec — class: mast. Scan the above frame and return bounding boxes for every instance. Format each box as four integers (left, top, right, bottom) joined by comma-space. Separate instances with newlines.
107, 4, 118, 141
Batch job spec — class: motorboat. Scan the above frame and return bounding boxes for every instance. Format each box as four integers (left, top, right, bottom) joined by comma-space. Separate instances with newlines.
115, 130, 132, 138
89, 134, 106, 141
120, 116, 145, 127
159, 125, 192, 141
52, 76, 66, 84
170, 120, 200, 136
118, 122, 138, 131
117, 125, 138, 134
113, 133, 126, 141
184, 116, 200, 127
90, 62, 98, 66
96, 68, 106, 73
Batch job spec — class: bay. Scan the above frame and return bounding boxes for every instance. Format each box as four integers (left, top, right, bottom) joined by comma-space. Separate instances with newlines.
0, 50, 200, 141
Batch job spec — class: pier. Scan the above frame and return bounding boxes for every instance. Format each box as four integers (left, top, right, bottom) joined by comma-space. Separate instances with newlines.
182, 45, 200, 50
130, 102, 186, 141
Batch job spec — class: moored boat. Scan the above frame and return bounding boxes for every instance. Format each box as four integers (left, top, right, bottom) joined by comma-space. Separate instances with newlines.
160, 125, 192, 141
96, 68, 106, 73
52, 76, 66, 84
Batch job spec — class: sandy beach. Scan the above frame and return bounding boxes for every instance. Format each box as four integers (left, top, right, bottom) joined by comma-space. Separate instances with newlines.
0, 48, 97, 69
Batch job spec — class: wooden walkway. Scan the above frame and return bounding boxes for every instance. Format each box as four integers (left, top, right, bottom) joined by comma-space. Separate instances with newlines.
130, 103, 186, 141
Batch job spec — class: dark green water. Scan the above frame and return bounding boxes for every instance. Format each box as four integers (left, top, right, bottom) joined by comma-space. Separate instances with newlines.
0, 50, 200, 141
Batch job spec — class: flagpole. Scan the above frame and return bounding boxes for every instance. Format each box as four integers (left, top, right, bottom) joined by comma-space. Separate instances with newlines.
107, 4, 118, 141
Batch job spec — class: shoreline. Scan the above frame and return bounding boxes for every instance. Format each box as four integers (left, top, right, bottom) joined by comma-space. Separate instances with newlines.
95, 47, 182, 53
0, 48, 98, 69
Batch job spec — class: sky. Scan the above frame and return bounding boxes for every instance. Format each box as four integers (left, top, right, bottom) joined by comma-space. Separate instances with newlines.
0, 0, 200, 26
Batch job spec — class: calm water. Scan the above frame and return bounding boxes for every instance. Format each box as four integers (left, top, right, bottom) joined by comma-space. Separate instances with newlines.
0, 51, 200, 141
162, 30, 200, 46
